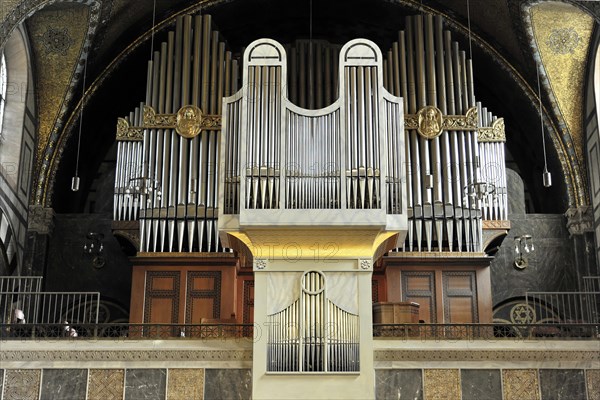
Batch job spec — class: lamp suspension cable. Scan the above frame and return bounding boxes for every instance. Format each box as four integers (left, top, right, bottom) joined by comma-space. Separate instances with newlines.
536, 63, 552, 187
71, 55, 88, 192
308, 0, 313, 108
150, 0, 157, 61
466, 0, 473, 61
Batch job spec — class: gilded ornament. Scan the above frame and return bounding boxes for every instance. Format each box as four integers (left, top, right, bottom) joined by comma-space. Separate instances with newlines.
41, 27, 74, 55
478, 118, 506, 142
115, 118, 143, 141
176, 105, 203, 138
546, 27, 580, 54
417, 106, 443, 139
405, 106, 478, 139
142, 105, 221, 136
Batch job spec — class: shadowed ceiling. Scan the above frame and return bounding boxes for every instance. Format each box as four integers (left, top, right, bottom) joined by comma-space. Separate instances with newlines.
13, 0, 599, 213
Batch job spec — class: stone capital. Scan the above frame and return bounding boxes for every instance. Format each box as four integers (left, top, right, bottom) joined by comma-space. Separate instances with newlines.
564, 205, 593, 236
27, 205, 55, 235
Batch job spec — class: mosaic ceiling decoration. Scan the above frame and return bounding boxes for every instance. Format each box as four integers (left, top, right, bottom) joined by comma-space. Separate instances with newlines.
27, 4, 90, 169
529, 2, 594, 200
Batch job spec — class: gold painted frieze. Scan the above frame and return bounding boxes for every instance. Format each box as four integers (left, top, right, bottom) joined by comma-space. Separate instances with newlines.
405, 106, 478, 139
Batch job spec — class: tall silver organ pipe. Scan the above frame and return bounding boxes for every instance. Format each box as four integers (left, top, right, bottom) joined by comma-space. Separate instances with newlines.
266, 272, 359, 372
114, 14, 240, 252
382, 15, 507, 253
220, 38, 407, 219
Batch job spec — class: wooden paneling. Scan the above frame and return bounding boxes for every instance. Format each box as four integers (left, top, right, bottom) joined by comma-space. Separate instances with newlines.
129, 255, 239, 324
383, 256, 493, 323
401, 271, 436, 322
443, 271, 478, 323
185, 271, 222, 323
243, 279, 254, 324
144, 272, 181, 323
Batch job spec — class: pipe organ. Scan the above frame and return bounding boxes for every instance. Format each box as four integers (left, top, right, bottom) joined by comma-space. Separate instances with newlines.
382, 15, 507, 253
219, 38, 407, 227
114, 14, 239, 253
267, 271, 360, 373
112, 10, 509, 398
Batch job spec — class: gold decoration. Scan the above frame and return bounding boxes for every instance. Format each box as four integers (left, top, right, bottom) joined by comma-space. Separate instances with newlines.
167, 369, 204, 400
547, 27, 580, 55
87, 369, 125, 400
405, 106, 478, 139
3, 369, 41, 400
587, 370, 600, 400
478, 118, 506, 142
503, 369, 540, 400
28, 6, 90, 168
530, 3, 593, 180
115, 118, 143, 141
424, 369, 461, 400
417, 106, 443, 139
176, 105, 202, 138
142, 105, 221, 138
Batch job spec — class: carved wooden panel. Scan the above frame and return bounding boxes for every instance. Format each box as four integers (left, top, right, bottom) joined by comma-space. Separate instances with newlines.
401, 271, 436, 322
443, 271, 478, 323
185, 271, 222, 323
144, 271, 181, 323
243, 279, 254, 324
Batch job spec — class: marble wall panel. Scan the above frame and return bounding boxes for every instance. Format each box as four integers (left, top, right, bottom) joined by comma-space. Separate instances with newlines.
587, 370, 600, 400
167, 369, 204, 400
125, 369, 167, 400
507, 168, 526, 216
204, 369, 251, 400
423, 369, 460, 400
503, 369, 540, 400
46, 214, 133, 312
41, 369, 87, 400
539, 369, 586, 400
490, 213, 577, 307
3, 369, 41, 400
88, 369, 125, 400
460, 369, 502, 400
375, 369, 423, 400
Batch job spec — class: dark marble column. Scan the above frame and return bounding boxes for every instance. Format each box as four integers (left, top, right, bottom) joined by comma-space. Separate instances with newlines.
41, 369, 87, 400
124, 369, 166, 400
375, 369, 423, 400
539, 369, 586, 400
566, 206, 599, 286
204, 369, 252, 400
22, 205, 55, 278
461, 369, 502, 400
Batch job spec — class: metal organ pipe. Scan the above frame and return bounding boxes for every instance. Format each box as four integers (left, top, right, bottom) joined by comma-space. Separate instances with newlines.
376, 14, 506, 253
114, 12, 240, 253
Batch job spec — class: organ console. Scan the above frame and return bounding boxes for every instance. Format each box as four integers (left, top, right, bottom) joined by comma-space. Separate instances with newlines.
113, 10, 508, 399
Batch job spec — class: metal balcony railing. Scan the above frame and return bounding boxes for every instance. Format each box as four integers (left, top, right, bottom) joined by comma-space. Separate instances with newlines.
0, 323, 255, 340
1, 322, 598, 341
373, 323, 600, 340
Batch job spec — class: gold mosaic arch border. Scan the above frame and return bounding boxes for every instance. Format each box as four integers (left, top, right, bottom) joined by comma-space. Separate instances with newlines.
38, 0, 222, 206
36, 0, 581, 207
522, 1, 593, 208
4, 0, 105, 206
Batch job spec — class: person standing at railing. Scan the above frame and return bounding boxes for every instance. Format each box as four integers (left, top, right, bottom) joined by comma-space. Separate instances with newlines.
63, 320, 78, 337
11, 308, 25, 324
